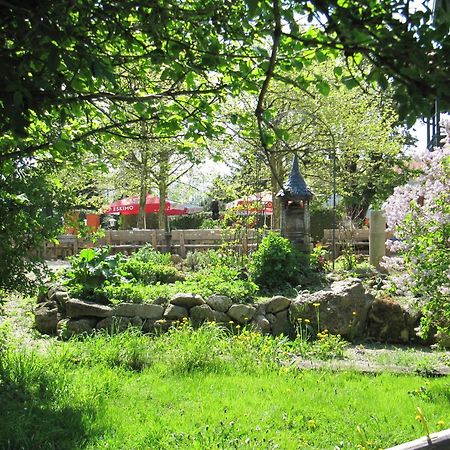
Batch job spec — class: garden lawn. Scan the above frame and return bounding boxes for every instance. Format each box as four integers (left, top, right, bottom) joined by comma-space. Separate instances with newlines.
82, 371, 450, 449
1, 330, 449, 449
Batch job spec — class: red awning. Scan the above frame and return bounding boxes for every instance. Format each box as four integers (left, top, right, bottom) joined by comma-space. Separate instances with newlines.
225, 192, 273, 215
107, 195, 203, 216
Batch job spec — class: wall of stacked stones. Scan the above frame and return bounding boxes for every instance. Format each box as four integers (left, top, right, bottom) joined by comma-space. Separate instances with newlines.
35, 278, 429, 345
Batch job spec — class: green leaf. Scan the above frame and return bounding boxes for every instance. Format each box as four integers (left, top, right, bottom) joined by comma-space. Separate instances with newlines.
245, 0, 259, 16
317, 81, 330, 96
342, 77, 359, 89
333, 66, 343, 77
315, 50, 328, 63
53, 139, 70, 153
292, 59, 304, 70
185, 72, 195, 89
133, 102, 146, 115
91, 61, 104, 78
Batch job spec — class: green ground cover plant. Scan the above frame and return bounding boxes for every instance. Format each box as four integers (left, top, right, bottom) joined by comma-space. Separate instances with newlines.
0, 324, 449, 450
120, 259, 184, 285
101, 282, 173, 305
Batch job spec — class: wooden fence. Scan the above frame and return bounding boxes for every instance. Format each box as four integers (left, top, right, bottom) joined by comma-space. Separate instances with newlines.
44, 227, 395, 260
43, 229, 263, 260
323, 228, 393, 254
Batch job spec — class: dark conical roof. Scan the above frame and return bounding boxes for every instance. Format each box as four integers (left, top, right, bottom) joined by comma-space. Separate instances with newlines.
276, 154, 313, 200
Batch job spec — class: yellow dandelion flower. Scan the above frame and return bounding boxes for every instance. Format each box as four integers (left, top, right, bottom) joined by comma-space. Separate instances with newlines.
313, 303, 320, 307
304, 319, 310, 324
437, 420, 446, 428
307, 419, 317, 429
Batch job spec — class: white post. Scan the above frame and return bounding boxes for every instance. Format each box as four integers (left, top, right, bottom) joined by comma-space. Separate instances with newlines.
369, 210, 386, 269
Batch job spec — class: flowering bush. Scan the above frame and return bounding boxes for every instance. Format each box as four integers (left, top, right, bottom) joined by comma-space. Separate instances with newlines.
382, 135, 450, 337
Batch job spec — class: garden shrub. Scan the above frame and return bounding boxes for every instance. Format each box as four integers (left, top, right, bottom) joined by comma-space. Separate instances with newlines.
64, 247, 129, 303
249, 232, 309, 291
102, 283, 174, 304
120, 259, 184, 285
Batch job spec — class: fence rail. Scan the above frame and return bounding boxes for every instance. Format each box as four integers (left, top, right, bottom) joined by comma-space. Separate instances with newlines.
386, 428, 450, 450
43, 229, 264, 260
322, 228, 393, 254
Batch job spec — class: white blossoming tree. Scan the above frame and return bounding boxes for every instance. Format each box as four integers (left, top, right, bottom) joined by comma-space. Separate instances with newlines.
383, 122, 450, 338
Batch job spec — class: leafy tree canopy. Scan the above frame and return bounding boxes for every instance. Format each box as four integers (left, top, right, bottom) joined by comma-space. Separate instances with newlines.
1, 0, 449, 291
1, 0, 449, 165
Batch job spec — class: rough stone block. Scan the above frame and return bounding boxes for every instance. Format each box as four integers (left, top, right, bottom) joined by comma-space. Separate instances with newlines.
170, 293, 204, 308
252, 315, 271, 334
65, 299, 113, 319
34, 303, 58, 335
227, 304, 256, 324
206, 295, 232, 312
164, 304, 188, 320
265, 296, 291, 314
114, 303, 164, 320
190, 304, 215, 328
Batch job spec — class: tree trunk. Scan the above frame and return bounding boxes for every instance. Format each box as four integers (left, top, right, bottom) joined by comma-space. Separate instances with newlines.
137, 173, 147, 229
137, 125, 149, 229
158, 182, 169, 232
158, 150, 170, 233
270, 152, 284, 230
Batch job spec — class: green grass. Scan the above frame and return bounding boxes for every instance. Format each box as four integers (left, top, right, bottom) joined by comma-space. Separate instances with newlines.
1, 326, 449, 449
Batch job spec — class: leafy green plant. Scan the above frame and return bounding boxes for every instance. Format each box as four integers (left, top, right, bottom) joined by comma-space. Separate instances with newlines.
120, 259, 184, 285
184, 250, 223, 271
178, 266, 258, 303
102, 283, 174, 304
64, 247, 129, 302
154, 320, 229, 374
310, 330, 348, 360
249, 232, 308, 291
131, 245, 172, 265
404, 198, 450, 337
68, 329, 154, 372
199, 218, 224, 229
309, 244, 330, 272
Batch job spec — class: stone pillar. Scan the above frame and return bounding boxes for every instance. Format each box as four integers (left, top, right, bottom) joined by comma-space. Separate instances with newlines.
369, 210, 386, 269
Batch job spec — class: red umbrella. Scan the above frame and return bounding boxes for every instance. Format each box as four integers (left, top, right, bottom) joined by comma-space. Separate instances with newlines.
107, 195, 203, 216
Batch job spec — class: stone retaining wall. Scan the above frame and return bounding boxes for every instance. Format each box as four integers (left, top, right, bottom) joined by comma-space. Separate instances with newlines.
35, 278, 431, 345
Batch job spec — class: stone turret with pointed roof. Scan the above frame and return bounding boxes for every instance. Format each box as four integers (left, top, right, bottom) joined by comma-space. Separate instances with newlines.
276, 154, 313, 253
276, 154, 313, 201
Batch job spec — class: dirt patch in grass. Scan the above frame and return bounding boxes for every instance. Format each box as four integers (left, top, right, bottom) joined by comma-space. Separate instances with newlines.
292, 343, 450, 376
